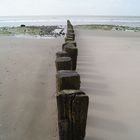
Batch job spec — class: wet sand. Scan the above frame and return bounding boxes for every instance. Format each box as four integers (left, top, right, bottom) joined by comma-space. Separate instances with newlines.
0, 36, 63, 140
76, 30, 140, 140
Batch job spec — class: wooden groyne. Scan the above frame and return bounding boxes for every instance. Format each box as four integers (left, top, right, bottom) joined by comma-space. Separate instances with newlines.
55, 20, 89, 140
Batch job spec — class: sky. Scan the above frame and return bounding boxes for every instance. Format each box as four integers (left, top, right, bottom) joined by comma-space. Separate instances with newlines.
0, 0, 139, 16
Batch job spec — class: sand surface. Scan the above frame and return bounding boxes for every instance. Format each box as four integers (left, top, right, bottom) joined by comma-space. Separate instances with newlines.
0, 36, 63, 140
1, 30, 140, 140
76, 30, 140, 140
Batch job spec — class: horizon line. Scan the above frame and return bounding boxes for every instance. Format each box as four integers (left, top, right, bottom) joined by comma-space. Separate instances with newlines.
0, 14, 140, 17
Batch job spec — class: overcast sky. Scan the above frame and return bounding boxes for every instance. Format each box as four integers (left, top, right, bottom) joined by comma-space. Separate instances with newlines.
0, 0, 139, 16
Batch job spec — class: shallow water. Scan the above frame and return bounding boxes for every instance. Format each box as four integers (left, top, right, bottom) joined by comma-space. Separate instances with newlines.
0, 15, 140, 27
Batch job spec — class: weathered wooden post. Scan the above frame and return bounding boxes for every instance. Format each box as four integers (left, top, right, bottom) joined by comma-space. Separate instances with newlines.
62, 43, 76, 51
56, 51, 69, 58
55, 57, 72, 71
67, 32, 75, 36
65, 37, 75, 42
67, 29, 74, 35
66, 20, 75, 41
66, 33, 75, 40
67, 20, 74, 30
63, 45, 78, 70
62, 41, 77, 49
56, 70, 80, 92
57, 90, 89, 140
55, 20, 89, 140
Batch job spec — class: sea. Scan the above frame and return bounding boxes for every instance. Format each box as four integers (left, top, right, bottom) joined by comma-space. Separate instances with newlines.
0, 15, 140, 27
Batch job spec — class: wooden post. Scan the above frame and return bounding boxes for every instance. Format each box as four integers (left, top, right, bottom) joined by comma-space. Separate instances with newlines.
55, 57, 72, 71
57, 90, 89, 140
67, 29, 74, 34
63, 45, 78, 70
65, 37, 75, 42
67, 20, 74, 34
66, 33, 75, 40
62, 43, 75, 51
56, 70, 80, 92
62, 42, 77, 50
56, 51, 69, 58
67, 21, 74, 30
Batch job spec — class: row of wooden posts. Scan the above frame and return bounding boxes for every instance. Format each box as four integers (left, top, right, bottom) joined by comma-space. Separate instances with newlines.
55, 20, 89, 140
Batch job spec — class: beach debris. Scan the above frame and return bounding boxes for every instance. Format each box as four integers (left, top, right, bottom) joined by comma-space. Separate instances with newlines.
20, 24, 26, 27
0, 25, 65, 37
53, 28, 65, 37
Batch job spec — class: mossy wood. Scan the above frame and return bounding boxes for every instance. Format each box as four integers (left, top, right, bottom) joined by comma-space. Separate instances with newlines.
55, 57, 72, 71
64, 46, 78, 70
66, 33, 75, 40
65, 37, 75, 42
67, 29, 74, 34
67, 32, 75, 36
56, 70, 80, 92
62, 43, 76, 50
56, 51, 69, 58
67, 20, 74, 30
57, 90, 89, 140
62, 42, 77, 50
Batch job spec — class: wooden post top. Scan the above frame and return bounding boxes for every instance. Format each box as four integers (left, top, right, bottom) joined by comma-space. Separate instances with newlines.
55, 57, 72, 62
56, 70, 80, 78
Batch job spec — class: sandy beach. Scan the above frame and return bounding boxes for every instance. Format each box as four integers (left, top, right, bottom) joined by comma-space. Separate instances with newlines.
0, 29, 140, 140
0, 36, 63, 140
76, 30, 140, 140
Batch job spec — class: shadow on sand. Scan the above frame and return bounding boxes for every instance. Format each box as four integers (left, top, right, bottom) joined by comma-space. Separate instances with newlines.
77, 54, 128, 140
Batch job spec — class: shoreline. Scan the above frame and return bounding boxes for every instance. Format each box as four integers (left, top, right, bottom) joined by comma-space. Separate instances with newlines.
0, 24, 139, 39
75, 24, 140, 32
0, 25, 66, 38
